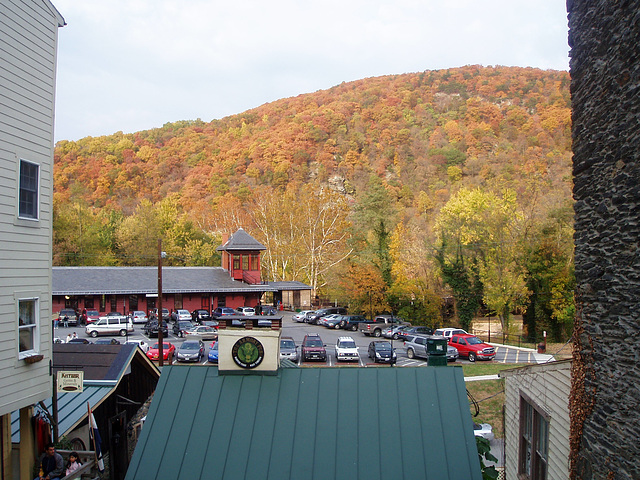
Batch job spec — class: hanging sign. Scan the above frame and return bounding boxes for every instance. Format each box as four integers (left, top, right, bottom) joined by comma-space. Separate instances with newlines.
57, 371, 83, 392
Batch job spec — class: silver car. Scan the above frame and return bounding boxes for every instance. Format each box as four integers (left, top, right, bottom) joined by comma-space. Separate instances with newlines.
279, 337, 299, 362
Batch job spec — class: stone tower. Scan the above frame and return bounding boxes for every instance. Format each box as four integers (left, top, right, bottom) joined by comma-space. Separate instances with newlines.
568, 1, 640, 478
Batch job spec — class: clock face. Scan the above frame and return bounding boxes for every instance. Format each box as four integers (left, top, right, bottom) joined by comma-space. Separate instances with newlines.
232, 337, 265, 369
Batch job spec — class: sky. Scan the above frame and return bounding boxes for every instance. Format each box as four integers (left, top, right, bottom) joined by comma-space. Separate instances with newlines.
52, 0, 570, 143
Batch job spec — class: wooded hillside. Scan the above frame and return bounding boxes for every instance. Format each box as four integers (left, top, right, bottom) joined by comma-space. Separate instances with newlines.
53, 65, 573, 341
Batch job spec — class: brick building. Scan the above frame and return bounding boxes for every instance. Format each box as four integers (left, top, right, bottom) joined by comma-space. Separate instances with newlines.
52, 228, 312, 317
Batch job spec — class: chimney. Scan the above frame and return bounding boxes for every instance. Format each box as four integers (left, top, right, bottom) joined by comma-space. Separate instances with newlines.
221, 232, 229, 270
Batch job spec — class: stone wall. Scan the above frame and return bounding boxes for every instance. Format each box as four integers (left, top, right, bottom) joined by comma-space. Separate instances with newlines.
568, 1, 640, 479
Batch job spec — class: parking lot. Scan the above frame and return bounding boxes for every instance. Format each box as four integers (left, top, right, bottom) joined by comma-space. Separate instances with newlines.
62, 310, 549, 366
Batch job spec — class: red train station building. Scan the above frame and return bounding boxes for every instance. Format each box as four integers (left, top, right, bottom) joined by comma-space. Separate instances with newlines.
52, 228, 312, 317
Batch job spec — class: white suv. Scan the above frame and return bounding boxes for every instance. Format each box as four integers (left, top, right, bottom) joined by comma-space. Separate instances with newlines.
433, 328, 468, 339
335, 336, 360, 362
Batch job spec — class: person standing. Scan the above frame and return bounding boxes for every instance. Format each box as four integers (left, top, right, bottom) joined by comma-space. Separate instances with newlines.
66, 333, 72, 343
34, 442, 64, 480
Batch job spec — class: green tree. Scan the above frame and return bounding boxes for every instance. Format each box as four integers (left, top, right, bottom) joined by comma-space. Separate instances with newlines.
523, 205, 575, 342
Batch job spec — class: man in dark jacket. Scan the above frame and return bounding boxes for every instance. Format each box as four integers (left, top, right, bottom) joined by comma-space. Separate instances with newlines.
35, 442, 64, 480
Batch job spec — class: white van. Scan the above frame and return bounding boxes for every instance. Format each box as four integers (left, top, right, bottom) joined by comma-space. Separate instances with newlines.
86, 316, 134, 337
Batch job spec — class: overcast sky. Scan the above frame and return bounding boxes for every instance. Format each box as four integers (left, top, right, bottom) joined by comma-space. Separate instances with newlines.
52, 0, 570, 143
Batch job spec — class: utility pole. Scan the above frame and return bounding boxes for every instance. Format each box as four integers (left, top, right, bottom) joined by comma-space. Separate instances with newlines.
158, 240, 164, 367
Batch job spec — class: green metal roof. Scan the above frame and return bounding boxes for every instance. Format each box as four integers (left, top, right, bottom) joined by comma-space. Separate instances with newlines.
126, 366, 481, 480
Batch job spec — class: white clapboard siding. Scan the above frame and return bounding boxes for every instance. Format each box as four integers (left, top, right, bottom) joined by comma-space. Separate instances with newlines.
501, 360, 572, 480
0, 0, 64, 417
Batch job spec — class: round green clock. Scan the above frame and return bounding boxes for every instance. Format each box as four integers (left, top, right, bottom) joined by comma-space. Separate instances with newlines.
232, 337, 265, 369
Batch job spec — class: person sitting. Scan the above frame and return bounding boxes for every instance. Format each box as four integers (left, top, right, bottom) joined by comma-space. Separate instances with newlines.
65, 451, 82, 477
34, 442, 64, 480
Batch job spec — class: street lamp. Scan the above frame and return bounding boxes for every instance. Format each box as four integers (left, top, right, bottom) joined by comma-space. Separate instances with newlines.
157, 241, 166, 367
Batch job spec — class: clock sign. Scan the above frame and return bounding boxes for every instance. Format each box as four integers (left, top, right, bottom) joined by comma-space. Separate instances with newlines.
232, 337, 265, 369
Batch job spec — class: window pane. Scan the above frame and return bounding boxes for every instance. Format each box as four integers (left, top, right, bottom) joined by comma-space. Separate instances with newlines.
19, 300, 36, 325
233, 255, 240, 269
251, 254, 259, 270
18, 299, 37, 353
242, 255, 249, 270
19, 161, 39, 219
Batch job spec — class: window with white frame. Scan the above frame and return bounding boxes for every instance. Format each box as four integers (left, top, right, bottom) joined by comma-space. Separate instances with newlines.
19, 159, 39, 219
519, 395, 549, 480
18, 298, 39, 357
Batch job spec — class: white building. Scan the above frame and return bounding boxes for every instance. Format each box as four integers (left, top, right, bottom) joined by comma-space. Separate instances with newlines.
0, 1, 64, 478
500, 360, 571, 480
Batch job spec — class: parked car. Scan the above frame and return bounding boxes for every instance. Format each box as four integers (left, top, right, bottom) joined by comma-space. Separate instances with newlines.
259, 306, 277, 316
171, 309, 192, 322
146, 342, 176, 362
473, 422, 495, 441
382, 324, 412, 340
67, 338, 92, 344
359, 315, 408, 337
125, 339, 149, 353
397, 325, 434, 339
449, 334, 496, 362
212, 307, 237, 317
434, 327, 468, 339
57, 309, 78, 326
339, 315, 369, 332
130, 310, 148, 324
173, 320, 195, 338
335, 336, 360, 362
94, 338, 121, 345
292, 310, 314, 323
201, 319, 220, 328
279, 337, 299, 362
143, 320, 169, 338
323, 315, 343, 329
308, 307, 347, 325
85, 310, 100, 324
318, 313, 339, 327
301, 333, 327, 362
446, 344, 459, 362
150, 308, 170, 321
185, 325, 218, 341
404, 334, 455, 361
191, 309, 212, 323
367, 341, 397, 364
85, 316, 134, 337
236, 306, 256, 316
207, 341, 219, 363
176, 340, 205, 362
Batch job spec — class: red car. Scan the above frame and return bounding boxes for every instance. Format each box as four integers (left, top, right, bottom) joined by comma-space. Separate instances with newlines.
448, 334, 495, 362
85, 310, 100, 324
146, 342, 176, 362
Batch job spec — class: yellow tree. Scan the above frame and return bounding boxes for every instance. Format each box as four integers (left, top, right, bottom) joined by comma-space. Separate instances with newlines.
436, 187, 530, 332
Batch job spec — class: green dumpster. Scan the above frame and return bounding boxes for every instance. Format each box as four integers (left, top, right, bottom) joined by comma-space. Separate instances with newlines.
426, 336, 448, 355
428, 355, 448, 367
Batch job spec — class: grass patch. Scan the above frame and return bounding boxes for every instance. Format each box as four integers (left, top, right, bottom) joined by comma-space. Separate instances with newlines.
461, 363, 518, 377
467, 378, 505, 439
461, 363, 517, 439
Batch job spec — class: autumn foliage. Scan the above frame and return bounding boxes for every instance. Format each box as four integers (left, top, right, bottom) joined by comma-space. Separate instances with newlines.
53, 65, 573, 340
